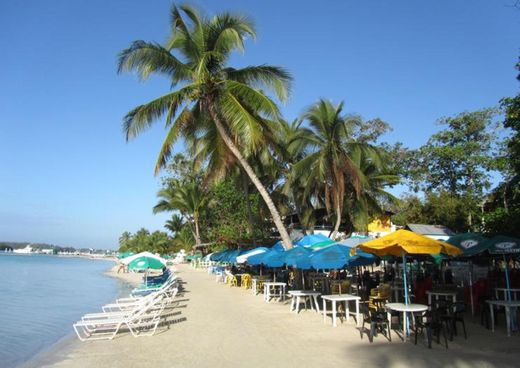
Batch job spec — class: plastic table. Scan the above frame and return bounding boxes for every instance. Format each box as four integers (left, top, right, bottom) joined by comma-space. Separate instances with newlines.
426, 290, 457, 308
495, 288, 520, 301
288, 290, 321, 313
321, 294, 361, 327
251, 276, 270, 295
487, 300, 520, 337
386, 303, 428, 341
263, 282, 286, 303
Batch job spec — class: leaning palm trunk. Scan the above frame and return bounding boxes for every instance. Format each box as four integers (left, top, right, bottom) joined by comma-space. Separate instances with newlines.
206, 101, 293, 250
330, 202, 342, 240
242, 174, 257, 247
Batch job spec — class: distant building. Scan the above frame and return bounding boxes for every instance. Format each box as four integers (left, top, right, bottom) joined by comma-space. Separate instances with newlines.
404, 224, 455, 241
13, 245, 32, 254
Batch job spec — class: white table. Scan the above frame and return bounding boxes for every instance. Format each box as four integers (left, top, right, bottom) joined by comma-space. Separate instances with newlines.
289, 291, 321, 314
386, 303, 428, 341
495, 288, 520, 301
263, 282, 286, 303
487, 300, 520, 337
322, 294, 361, 327
426, 291, 457, 308
251, 277, 270, 295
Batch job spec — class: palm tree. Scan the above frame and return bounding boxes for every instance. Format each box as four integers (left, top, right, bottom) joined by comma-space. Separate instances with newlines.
153, 181, 206, 247
292, 99, 381, 239
344, 148, 400, 232
118, 231, 132, 251
118, 4, 294, 249
164, 214, 185, 234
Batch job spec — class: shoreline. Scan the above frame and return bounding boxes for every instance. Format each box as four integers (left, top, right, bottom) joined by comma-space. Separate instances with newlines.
20, 265, 143, 368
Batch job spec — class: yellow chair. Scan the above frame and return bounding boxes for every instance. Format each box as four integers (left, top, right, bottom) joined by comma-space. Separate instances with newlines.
228, 275, 238, 287
241, 274, 252, 289
369, 284, 391, 311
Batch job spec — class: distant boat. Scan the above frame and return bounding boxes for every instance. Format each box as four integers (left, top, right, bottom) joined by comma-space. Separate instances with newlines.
13, 245, 32, 254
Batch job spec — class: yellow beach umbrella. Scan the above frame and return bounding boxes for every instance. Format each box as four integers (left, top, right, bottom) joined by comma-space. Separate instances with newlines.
359, 230, 462, 304
359, 229, 462, 336
359, 229, 462, 257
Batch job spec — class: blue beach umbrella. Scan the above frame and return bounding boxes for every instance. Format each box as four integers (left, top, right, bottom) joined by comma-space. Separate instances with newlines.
236, 247, 270, 264
349, 250, 377, 267
309, 244, 377, 269
295, 234, 332, 247
271, 241, 286, 252
284, 247, 312, 269
309, 244, 353, 269
226, 249, 247, 264
261, 249, 286, 268
210, 249, 229, 262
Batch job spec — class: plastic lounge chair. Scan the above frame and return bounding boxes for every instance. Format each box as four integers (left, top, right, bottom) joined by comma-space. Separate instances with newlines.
73, 293, 168, 341
103, 287, 179, 313
84, 289, 172, 321
115, 276, 178, 304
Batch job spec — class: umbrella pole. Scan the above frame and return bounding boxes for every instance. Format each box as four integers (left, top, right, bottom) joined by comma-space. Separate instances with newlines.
402, 251, 410, 337
503, 254, 517, 331
504, 254, 512, 301
469, 261, 474, 316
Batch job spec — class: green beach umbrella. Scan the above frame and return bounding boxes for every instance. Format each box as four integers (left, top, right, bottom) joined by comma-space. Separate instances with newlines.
128, 256, 165, 271
446, 232, 489, 257
118, 251, 134, 259
307, 239, 336, 250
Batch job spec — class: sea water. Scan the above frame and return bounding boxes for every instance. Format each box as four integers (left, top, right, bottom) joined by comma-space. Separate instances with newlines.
0, 254, 128, 367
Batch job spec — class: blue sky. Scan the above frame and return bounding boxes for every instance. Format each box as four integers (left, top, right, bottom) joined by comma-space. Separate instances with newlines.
1, 0, 519, 249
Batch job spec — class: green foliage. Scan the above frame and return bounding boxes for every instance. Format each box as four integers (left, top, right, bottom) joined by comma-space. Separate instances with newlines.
392, 194, 427, 227
407, 109, 499, 196
482, 206, 520, 238
392, 192, 478, 233
201, 179, 273, 250
118, 3, 293, 248
118, 228, 178, 254
484, 58, 520, 237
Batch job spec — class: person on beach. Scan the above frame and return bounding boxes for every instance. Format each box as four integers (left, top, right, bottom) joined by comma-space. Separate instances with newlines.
117, 262, 125, 273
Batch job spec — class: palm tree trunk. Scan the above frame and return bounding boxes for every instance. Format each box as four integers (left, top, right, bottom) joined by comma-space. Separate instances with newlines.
206, 101, 293, 250
194, 213, 201, 247
242, 173, 257, 247
330, 202, 342, 240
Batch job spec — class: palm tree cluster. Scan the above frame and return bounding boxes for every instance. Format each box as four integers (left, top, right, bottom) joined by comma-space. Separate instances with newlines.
118, 4, 399, 252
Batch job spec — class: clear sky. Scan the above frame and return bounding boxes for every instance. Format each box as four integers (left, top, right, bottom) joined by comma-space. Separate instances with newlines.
1, 0, 519, 249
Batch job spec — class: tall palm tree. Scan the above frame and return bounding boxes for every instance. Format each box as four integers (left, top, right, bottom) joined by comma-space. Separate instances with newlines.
153, 181, 206, 247
344, 148, 400, 231
164, 214, 185, 234
118, 4, 294, 249
292, 99, 380, 239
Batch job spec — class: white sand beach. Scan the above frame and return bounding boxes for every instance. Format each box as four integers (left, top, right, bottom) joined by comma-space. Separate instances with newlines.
32, 264, 520, 368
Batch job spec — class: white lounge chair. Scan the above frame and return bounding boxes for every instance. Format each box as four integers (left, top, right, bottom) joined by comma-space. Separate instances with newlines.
102, 287, 179, 313
73, 293, 167, 341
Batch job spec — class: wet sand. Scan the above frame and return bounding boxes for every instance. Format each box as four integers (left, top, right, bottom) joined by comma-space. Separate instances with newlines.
34, 264, 520, 368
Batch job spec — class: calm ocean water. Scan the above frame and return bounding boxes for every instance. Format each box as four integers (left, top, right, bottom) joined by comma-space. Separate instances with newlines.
0, 254, 129, 368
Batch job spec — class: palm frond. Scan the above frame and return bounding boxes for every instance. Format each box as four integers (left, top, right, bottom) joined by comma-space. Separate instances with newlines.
224, 65, 292, 103
123, 86, 194, 141
154, 107, 194, 174
117, 41, 190, 84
